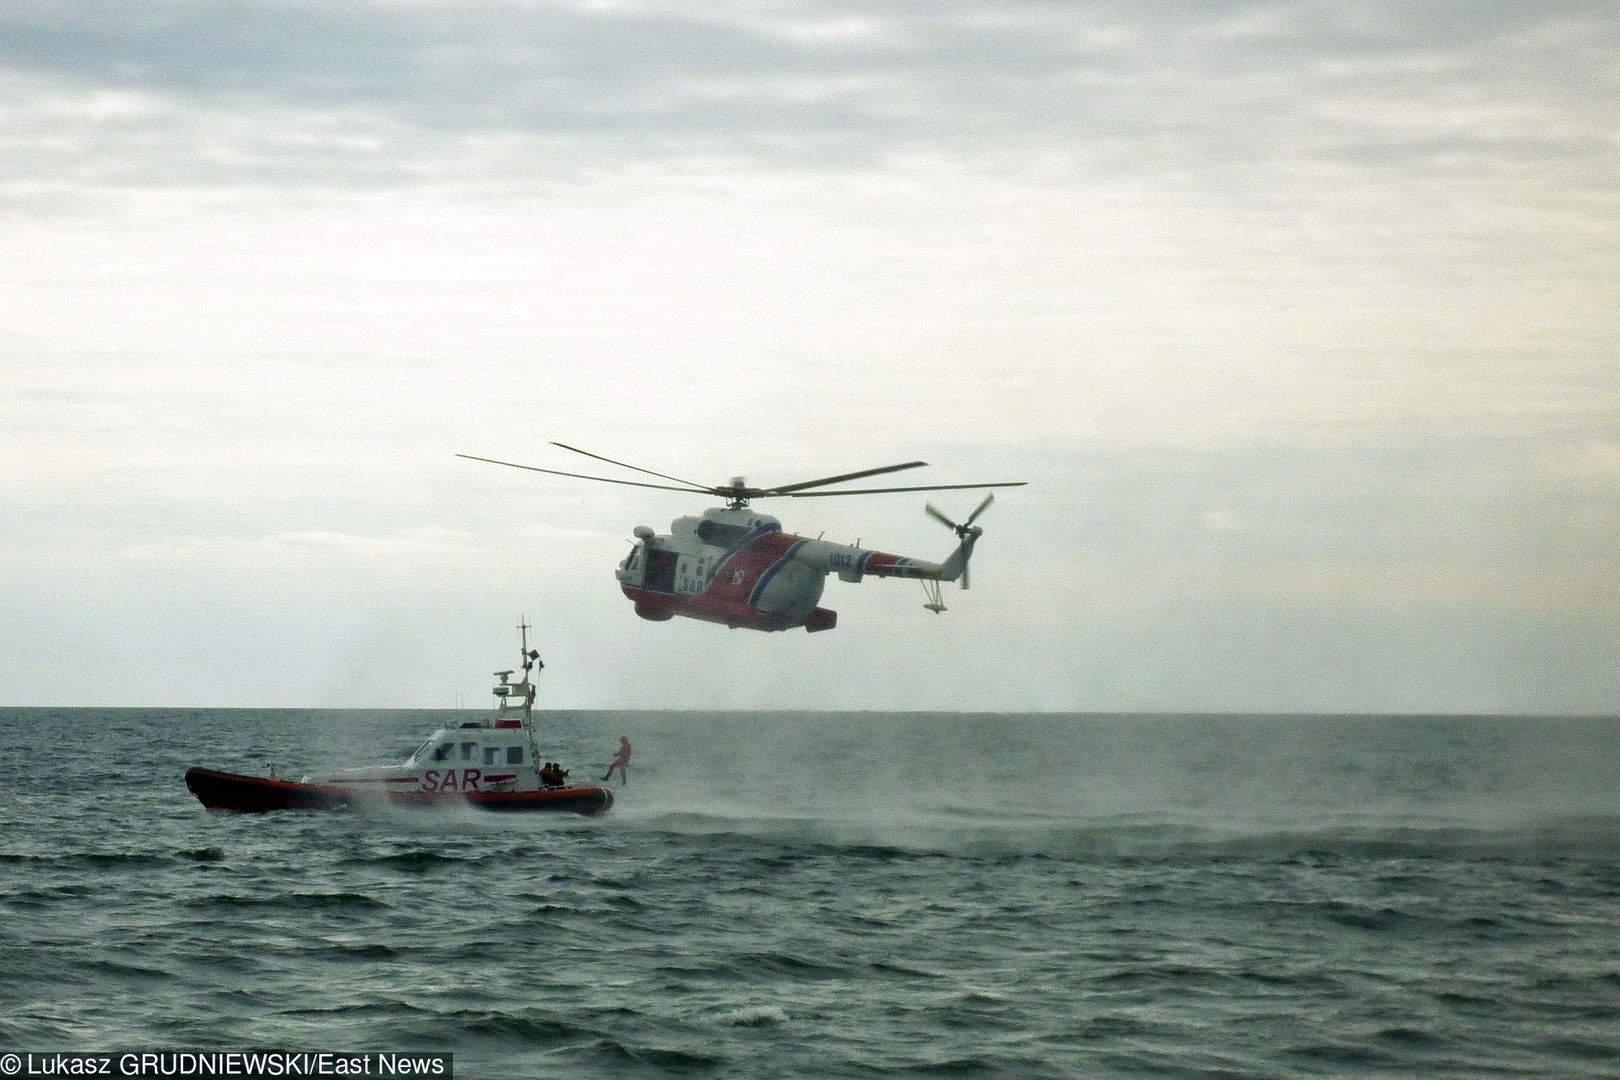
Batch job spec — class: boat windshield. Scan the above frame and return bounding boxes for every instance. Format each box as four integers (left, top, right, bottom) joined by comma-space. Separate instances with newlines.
406, 736, 436, 764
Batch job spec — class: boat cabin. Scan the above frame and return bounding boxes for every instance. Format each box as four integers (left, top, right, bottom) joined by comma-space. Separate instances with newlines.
410, 725, 533, 771
306, 624, 561, 795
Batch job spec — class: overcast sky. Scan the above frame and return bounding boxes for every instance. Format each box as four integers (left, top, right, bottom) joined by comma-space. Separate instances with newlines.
2, 1, 1616, 712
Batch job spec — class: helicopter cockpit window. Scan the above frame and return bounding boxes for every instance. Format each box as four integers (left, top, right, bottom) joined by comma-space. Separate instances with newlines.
696, 520, 753, 548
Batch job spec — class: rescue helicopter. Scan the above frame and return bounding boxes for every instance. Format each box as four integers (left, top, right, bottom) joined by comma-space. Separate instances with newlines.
457, 443, 1025, 633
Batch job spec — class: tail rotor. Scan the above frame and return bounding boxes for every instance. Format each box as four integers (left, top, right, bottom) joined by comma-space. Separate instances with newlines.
925, 492, 995, 590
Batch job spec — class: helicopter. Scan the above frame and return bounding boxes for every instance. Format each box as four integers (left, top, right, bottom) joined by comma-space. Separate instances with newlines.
457, 443, 1026, 633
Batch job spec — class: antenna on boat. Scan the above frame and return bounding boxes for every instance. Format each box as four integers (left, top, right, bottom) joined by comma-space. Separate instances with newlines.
518, 613, 542, 677
510, 614, 545, 771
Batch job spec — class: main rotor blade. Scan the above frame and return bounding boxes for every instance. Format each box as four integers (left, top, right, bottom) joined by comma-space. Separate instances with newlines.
456, 454, 713, 494
782, 481, 1027, 498
766, 461, 928, 495
549, 442, 709, 490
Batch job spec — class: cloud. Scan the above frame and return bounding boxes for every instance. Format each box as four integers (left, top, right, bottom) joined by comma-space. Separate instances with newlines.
2, 1, 1616, 709
3, 1, 1612, 186
1535, 440, 1620, 482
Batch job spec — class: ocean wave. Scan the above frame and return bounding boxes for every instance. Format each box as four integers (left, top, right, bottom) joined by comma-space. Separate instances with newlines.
443, 1007, 597, 1045
725, 949, 850, 979
317, 941, 398, 960
82, 958, 180, 982
345, 849, 488, 872
573, 1037, 727, 1073
717, 1004, 788, 1027
0, 851, 175, 869
3, 883, 95, 904
184, 890, 390, 911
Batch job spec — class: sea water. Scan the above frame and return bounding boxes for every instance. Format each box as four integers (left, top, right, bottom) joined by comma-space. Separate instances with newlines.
1, 709, 1617, 1078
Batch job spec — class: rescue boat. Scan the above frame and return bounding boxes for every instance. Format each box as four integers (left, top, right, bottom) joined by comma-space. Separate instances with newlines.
185, 620, 613, 816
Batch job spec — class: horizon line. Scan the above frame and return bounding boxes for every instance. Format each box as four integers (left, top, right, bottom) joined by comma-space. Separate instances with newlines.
1, 705, 1616, 719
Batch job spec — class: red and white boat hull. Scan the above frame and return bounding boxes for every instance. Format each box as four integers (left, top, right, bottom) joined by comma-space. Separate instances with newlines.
185, 767, 614, 816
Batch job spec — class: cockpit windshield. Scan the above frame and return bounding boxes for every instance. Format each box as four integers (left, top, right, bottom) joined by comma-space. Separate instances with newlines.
406, 736, 437, 764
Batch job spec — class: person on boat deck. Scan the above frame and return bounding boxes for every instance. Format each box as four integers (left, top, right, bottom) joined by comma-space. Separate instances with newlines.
602, 736, 631, 785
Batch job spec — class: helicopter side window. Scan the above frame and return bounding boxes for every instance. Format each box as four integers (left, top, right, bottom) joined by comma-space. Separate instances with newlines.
697, 520, 752, 548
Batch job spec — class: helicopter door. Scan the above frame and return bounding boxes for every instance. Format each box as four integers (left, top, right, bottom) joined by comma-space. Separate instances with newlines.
643, 547, 678, 594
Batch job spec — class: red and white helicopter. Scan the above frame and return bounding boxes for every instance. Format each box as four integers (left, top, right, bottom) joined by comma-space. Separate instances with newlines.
458, 443, 1025, 633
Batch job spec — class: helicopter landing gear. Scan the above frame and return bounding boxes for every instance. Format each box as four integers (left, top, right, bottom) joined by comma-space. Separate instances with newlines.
921, 578, 947, 614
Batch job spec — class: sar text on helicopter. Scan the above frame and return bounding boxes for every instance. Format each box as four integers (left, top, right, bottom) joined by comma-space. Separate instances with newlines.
458, 444, 1026, 633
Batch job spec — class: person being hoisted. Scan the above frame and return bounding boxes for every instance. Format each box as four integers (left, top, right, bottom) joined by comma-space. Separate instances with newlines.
601, 736, 631, 785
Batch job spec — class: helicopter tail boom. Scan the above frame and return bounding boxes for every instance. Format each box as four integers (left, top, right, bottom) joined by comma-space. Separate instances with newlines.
937, 531, 978, 584
793, 540, 964, 585
793, 493, 996, 588
858, 529, 976, 584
